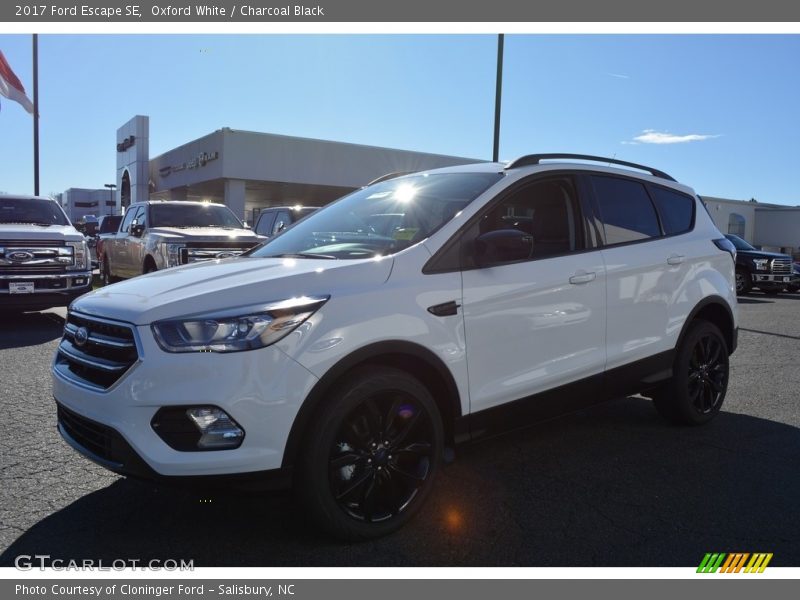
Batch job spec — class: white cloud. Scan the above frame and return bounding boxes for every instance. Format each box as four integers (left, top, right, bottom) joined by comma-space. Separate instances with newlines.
607, 72, 630, 79
628, 129, 720, 145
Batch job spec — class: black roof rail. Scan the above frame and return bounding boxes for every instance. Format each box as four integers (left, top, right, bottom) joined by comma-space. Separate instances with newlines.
365, 171, 414, 187
505, 153, 676, 182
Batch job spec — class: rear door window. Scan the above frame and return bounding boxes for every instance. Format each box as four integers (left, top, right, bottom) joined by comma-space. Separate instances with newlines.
256, 211, 276, 236
649, 186, 695, 235
590, 175, 661, 245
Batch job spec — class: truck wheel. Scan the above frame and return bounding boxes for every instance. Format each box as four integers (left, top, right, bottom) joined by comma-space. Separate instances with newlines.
143, 260, 157, 274
298, 366, 444, 541
762, 288, 780, 296
734, 268, 752, 295
651, 320, 729, 426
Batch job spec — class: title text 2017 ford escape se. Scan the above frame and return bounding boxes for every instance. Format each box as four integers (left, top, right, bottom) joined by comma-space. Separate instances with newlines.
52, 155, 738, 540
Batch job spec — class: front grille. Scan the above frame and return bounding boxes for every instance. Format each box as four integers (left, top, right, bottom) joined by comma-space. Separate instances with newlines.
57, 402, 114, 462
771, 258, 792, 275
0, 238, 66, 247
55, 312, 139, 390
0, 243, 73, 270
180, 241, 258, 264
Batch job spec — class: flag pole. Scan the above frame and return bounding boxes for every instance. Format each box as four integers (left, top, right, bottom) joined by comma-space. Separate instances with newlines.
492, 34, 504, 163
33, 34, 39, 196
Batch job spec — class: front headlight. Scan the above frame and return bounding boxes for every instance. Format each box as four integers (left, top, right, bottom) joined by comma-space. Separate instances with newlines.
151, 295, 328, 353
66, 241, 88, 271
164, 243, 185, 267
752, 258, 770, 271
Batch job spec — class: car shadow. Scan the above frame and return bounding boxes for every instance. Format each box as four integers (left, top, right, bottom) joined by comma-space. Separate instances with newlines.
0, 311, 65, 349
736, 297, 773, 304
1, 397, 798, 567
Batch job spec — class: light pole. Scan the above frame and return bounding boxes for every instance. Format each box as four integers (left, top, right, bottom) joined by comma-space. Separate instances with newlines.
104, 183, 117, 215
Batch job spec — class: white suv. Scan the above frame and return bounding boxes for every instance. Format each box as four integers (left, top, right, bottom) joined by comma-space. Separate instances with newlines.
52, 154, 738, 540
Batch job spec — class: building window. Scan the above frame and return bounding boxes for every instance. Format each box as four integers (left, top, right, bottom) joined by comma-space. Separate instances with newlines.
728, 213, 746, 237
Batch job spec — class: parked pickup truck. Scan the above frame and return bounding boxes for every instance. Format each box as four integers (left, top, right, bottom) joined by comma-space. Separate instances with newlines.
1, 195, 92, 312
725, 234, 795, 295
101, 200, 263, 284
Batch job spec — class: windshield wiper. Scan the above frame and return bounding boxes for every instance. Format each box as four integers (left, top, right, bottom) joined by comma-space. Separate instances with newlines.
263, 252, 337, 260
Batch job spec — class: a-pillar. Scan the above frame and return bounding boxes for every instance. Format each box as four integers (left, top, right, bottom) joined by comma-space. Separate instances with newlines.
224, 179, 246, 221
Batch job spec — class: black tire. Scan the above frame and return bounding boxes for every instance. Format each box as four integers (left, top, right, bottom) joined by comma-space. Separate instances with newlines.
735, 268, 752, 295
143, 260, 157, 274
762, 288, 780, 296
787, 284, 800, 293
298, 366, 444, 541
652, 319, 729, 426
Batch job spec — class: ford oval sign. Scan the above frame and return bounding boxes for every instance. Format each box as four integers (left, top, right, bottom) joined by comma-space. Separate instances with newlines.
74, 327, 90, 347
7, 250, 35, 262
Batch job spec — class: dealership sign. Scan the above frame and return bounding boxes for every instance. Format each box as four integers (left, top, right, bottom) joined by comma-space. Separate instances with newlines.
159, 151, 219, 177
116, 135, 135, 152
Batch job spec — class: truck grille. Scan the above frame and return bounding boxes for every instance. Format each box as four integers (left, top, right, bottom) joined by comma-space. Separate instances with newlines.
0, 241, 73, 270
55, 312, 139, 390
771, 258, 792, 275
180, 241, 258, 264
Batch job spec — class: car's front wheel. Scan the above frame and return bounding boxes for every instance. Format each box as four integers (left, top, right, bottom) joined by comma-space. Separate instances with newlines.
735, 268, 751, 295
652, 319, 730, 426
298, 366, 444, 541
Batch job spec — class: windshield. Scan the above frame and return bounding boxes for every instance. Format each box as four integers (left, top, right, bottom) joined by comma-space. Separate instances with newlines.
0, 197, 69, 226
248, 171, 502, 260
150, 204, 243, 228
725, 234, 756, 251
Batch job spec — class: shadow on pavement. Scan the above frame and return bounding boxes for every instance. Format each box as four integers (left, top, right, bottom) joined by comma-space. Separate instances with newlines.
1, 397, 798, 567
0, 311, 65, 350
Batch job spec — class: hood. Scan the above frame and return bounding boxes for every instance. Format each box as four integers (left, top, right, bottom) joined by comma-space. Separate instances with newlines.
147, 227, 260, 242
71, 255, 394, 325
737, 249, 792, 260
0, 224, 83, 241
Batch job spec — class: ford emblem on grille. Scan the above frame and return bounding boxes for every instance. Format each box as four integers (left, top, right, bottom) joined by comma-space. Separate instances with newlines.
7, 250, 35, 262
74, 326, 90, 347
216, 251, 236, 259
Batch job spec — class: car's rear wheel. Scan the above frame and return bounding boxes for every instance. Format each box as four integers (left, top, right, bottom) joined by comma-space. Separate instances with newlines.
298, 366, 444, 541
652, 319, 729, 426
735, 268, 751, 295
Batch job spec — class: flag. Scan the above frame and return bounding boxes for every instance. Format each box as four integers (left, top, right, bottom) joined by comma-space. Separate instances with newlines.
0, 50, 34, 114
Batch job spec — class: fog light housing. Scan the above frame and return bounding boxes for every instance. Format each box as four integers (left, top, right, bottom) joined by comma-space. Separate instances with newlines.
151, 406, 245, 451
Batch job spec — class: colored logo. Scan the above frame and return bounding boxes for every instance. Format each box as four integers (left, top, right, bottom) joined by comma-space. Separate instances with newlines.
697, 552, 773, 573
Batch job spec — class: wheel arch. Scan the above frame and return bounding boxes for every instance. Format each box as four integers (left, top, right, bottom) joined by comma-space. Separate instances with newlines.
678, 295, 736, 355
143, 254, 158, 273
281, 340, 463, 469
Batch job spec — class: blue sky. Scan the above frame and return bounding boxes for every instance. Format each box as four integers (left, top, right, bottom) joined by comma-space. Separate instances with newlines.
0, 34, 798, 205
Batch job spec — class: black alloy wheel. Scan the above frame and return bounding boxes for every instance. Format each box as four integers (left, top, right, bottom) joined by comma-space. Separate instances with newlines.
652, 319, 729, 425
735, 269, 751, 295
329, 392, 434, 523
686, 331, 728, 416
299, 366, 443, 540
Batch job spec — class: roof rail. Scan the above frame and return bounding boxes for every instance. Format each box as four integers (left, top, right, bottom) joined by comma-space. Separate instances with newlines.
505, 153, 676, 182
365, 171, 414, 187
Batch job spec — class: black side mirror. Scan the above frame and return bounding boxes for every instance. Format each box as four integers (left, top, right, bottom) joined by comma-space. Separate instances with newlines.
475, 229, 533, 266
130, 223, 145, 237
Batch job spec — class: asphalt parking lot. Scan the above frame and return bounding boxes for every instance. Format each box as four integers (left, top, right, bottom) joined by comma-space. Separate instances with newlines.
1, 294, 798, 567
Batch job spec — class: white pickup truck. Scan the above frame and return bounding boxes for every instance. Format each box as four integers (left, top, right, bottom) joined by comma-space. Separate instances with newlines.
101, 200, 263, 284
1, 195, 91, 312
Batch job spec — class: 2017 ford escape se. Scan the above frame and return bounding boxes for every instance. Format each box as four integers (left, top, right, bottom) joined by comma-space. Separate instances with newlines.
52, 155, 738, 540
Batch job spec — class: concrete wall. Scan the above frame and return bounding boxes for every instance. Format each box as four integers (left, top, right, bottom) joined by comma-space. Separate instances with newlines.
150, 130, 224, 196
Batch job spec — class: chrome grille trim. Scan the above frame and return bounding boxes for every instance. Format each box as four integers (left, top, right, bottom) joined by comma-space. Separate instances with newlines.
771, 258, 792, 275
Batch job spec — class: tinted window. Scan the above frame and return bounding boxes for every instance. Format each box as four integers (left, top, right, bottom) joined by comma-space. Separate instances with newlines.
471, 177, 581, 264
272, 211, 292, 235
119, 206, 138, 233
255, 211, 276, 236
150, 204, 242, 228
650, 186, 694, 235
99, 215, 122, 233
591, 176, 661, 245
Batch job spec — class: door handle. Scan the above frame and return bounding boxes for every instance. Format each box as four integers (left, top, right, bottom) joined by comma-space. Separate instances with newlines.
667, 254, 685, 266
569, 271, 596, 284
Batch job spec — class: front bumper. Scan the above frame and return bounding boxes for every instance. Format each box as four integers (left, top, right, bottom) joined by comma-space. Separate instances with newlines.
751, 273, 795, 284
52, 318, 319, 478
56, 401, 292, 490
0, 272, 92, 308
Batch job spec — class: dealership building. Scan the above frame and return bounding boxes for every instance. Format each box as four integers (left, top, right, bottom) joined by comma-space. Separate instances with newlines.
111, 115, 479, 225
57, 115, 799, 257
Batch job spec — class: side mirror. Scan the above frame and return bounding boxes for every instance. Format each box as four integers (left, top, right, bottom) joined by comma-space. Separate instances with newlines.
474, 229, 533, 266
130, 223, 145, 237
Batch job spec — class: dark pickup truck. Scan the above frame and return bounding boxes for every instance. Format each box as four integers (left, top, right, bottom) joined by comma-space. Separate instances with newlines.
726, 234, 796, 295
